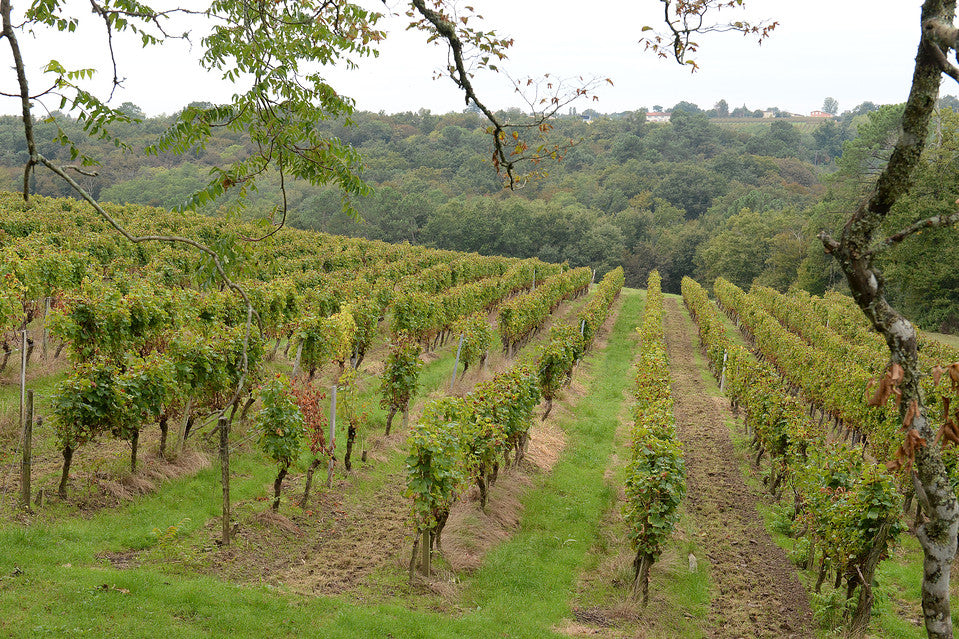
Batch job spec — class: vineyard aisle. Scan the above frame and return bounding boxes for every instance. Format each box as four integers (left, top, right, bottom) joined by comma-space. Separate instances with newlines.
663, 298, 815, 639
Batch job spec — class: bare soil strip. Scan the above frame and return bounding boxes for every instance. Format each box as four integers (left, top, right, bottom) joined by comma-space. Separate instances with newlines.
663, 298, 814, 639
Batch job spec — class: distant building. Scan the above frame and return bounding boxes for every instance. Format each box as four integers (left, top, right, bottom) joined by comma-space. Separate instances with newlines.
762, 110, 776, 118
810, 110, 835, 118
646, 111, 670, 123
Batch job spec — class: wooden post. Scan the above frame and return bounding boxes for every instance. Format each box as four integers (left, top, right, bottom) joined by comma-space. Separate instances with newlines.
291, 342, 304, 378
41, 297, 50, 359
19, 329, 26, 435
719, 350, 729, 393
20, 389, 33, 511
219, 414, 231, 546
450, 334, 465, 391
420, 529, 431, 576
327, 384, 337, 488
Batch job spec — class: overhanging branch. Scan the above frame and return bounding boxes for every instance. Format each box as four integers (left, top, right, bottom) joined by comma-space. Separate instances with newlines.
409, 0, 515, 187
870, 210, 959, 255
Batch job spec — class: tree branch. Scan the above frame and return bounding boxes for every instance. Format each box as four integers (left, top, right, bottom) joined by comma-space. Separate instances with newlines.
409, 0, 516, 187
870, 210, 959, 255
817, 230, 841, 254
2, 0, 37, 200
924, 37, 959, 82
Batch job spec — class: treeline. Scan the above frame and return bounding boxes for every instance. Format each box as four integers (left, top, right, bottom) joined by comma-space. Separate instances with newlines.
2, 99, 956, 331
0, 106, 829, 290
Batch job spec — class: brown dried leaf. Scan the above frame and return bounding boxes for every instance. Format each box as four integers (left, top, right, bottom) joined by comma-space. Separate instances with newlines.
903, 399, 920, 430
932, 364, 946, 387
935, 419, 959, 447
948, 362, 959, 392
889, 362, 904, 385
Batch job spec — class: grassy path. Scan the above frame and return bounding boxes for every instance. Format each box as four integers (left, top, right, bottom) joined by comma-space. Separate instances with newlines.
0, 289, 642, 638
455, 288, 643, 636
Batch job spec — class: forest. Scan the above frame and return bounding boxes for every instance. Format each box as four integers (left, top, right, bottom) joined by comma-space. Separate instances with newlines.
1, 99, 956, 333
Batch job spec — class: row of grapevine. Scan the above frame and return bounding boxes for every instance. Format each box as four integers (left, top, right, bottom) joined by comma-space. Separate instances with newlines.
809, 290, 959, 367
805, 289, 959, 405
1, 194, 551, 507
405, 362, 541, 578
391, 259, 555, 348
379, 263, 560, 436
725, 281, 959, 473
682, 276, 904, 631
578, 267, 625, 349
623, 271, 685, 605
49, 276, 267, 494
537, 267, 624, 419
748, 286, 887, 376
537, 267, 625, 418
713, 277, 901, 459
405, 268, 625, 579
497, 266, 592, 354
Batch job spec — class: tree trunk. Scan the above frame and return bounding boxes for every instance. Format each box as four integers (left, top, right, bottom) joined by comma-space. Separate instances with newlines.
58, 445, 73, 500
434, 509, 449, 552
815, 555, 828, 594
300, 458, 322, 508
543, 397, 553, 420
384, 406, 397, 436
0, 341, 10, 373
344, 422, 356, 471
130, 430, 139, 473
476, 474, 488, 510
408, 533, 420, 583
175, 396, 193, 458
272, 464, 288, 512
632, 551, 653, 606
817, 4, 959, 636
240, 396, 256, 423
420, 528, 431, 576
850, 521, 893, 637
158, 414, 168, 458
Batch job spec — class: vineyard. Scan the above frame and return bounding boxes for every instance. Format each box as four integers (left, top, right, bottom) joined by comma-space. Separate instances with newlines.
1, 192, 959, 637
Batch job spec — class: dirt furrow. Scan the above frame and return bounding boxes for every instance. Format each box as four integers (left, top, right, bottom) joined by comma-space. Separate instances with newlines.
663, 298, 813, 639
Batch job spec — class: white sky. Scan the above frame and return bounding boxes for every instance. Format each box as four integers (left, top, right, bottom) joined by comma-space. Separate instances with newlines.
0, 1, 934, 118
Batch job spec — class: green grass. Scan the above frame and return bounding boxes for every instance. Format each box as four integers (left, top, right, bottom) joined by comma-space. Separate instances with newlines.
571, 291, 708, 638
452, 288, 645, 635
0, 289, 637, 638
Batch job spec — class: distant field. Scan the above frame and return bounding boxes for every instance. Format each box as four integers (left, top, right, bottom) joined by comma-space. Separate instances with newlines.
710, 117, 830, 134
929, 330, 959, 349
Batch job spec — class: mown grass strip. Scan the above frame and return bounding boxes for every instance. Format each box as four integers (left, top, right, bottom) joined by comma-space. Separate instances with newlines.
454, 288, 644, 636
